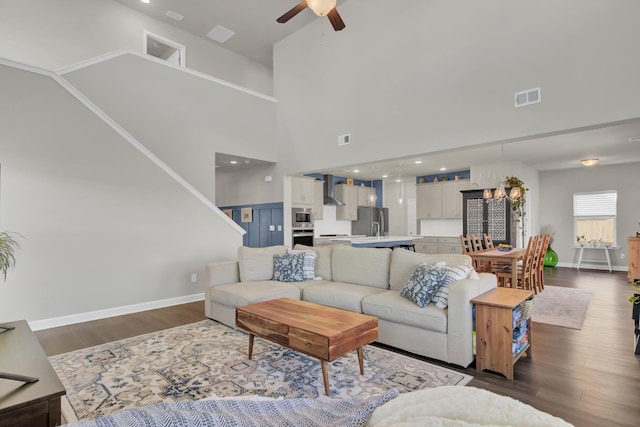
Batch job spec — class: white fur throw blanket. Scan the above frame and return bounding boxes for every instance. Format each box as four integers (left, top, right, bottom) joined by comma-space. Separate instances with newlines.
366, 386, 573, 427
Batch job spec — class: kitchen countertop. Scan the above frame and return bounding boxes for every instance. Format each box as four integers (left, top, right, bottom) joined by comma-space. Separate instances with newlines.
328, 235, 420, 248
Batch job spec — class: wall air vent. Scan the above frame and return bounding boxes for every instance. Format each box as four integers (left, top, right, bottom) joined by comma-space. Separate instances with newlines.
338, 133, 351, 146
514, 87, 541, 108
166, 11, 184, 21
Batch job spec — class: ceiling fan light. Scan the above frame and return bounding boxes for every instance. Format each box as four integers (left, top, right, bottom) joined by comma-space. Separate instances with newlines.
580, 158, 599, 167
307, 0, 337, 16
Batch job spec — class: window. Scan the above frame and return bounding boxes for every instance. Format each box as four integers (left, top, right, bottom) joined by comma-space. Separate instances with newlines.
573, 191, 617, 245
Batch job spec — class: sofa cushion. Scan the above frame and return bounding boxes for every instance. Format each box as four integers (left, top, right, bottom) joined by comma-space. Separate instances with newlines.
331, 245, 391, 289
294, 244, 333, 280
362, 290, 447, 334
288, 249, 317, 280
238, 245, 288, 282
422, 254, 473, 267
389, 248, 433, 291
273, 253, 306, 282
210, 281, 301, 308
432, 264, 477, 309
303, 281, 386, 313
400, 263, 448, 308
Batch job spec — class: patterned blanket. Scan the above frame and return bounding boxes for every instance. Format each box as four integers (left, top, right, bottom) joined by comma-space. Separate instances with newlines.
67, 389, 399, 427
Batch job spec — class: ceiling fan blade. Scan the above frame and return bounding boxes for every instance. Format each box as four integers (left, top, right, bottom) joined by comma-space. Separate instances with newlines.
327, 8, 345, 31
277, 1, 308, 23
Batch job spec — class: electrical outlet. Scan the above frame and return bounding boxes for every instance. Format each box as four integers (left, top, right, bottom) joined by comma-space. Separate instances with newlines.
191, 273, 197, 283
621, 253, 626, 260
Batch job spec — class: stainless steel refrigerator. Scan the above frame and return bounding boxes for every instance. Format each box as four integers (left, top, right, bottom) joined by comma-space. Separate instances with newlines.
352, 207, 389, 237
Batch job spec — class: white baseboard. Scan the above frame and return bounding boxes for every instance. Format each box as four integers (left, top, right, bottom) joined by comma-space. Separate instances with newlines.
555, 262, 627, 272
29, 293, 204, 331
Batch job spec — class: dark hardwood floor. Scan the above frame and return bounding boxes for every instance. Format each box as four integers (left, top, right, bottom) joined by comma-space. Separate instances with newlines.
36, 267, 640, 426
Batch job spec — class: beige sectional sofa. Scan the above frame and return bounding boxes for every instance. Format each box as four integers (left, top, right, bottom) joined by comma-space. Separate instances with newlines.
204, 244, 497, 368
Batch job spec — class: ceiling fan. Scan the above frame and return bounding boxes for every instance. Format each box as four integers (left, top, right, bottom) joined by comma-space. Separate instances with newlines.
277, 0, 345, 31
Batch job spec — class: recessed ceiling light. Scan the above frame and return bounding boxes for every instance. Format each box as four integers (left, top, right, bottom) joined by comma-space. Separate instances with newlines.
415, 160, 422, 164
244, 160, 250, 164
382, 174, 389, 178
580, 158, 599, 167
353, 169, 360, 173
141, 0, 150, 4
229, 160, 238, 165
207, 25, 235, 43
439, 167, 447, 171
395, 179, 402, 183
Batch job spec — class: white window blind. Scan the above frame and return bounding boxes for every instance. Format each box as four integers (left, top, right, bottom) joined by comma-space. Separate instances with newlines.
573, 191, 617, 217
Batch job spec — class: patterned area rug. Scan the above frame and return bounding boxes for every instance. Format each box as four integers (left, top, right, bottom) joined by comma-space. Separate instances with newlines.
49, 320, 471, 422
532, 285, 592, 329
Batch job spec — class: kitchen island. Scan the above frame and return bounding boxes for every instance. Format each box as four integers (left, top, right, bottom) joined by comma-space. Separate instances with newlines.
330, 236, 420, 248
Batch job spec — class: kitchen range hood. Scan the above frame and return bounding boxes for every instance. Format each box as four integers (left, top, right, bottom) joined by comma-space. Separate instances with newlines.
323, 174, 345, 206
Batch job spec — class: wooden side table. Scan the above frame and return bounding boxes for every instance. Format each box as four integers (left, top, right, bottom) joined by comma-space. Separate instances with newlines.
628, 236, 640, 282
471, 288, 534, 380
0, 320, 66, 427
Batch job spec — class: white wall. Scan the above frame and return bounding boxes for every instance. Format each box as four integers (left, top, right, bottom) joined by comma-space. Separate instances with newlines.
62, 53, 278, 203
274, 0, 640, 175
539, 162, 640, 269
0, 63, 242, 324
0, 0, 273, 95
215, 163, 284, 207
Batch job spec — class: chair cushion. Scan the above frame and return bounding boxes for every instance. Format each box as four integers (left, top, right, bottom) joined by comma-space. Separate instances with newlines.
210, 281, 301, 308
238, 245, 288, 282
331, 245, 391, 289
303, 281, 386, 313
362, 291, 448, 334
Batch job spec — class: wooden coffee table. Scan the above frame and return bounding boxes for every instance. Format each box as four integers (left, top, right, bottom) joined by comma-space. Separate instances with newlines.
236, 298, 378, 396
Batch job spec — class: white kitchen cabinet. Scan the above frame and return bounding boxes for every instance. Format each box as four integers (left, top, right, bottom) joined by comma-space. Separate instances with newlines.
357, 186, 377, 207
438, 237, 462, 254
313, 180, 324, 220
442, 180, 471, 219
335, 184, 358, 220
416, 236, 462, 255
416, 183, 442, 219
417, 179, 470, 219
291, 176, 315, 208
415, 237, 438, 254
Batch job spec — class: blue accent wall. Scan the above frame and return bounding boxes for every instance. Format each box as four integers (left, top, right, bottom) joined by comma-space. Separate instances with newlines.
218, 202, 284, 247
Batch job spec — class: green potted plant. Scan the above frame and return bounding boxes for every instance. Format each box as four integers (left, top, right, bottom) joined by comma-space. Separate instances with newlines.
505, 176, 528, 245
631, 280, 640, 355
0, 231, 20, 281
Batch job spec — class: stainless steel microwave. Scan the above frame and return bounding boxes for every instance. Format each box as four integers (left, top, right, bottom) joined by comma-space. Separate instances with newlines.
292, 207, 314, 228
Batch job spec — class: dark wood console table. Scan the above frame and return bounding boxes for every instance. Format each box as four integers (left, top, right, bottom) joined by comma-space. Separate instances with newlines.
0, 320, 65, 427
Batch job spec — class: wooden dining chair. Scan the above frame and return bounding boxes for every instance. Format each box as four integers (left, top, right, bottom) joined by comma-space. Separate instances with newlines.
496, 235, 539, 290
460, 235, 474, 254
533, 234, 550, 293
471, 234, 484, 252
483, 233, 495, 249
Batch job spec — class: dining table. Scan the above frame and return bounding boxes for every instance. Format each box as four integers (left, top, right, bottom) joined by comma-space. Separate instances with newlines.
469, 247, 528, 285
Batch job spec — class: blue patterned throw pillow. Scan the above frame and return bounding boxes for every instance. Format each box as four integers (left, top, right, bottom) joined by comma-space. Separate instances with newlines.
400, 263, 448, 307
273, 253, 305, 282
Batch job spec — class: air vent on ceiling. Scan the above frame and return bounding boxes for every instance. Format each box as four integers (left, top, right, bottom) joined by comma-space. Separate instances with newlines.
338, 133, 351, 146
207, 25, 236, 43
514, 87, 541, 108
166, 10, 184, 21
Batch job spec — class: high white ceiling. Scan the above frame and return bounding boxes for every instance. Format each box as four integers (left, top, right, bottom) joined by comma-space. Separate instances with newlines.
116, 0, 640, 180
114, 0, 348, 67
